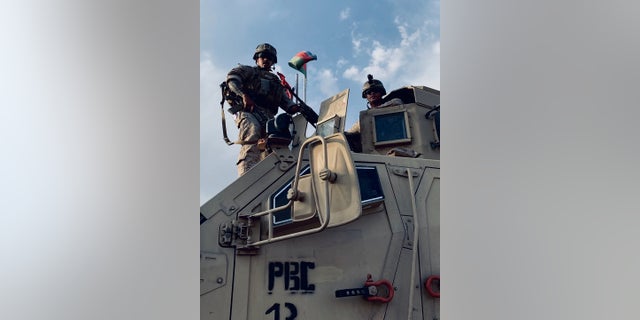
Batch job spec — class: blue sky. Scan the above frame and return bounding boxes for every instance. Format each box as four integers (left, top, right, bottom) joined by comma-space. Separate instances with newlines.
200, 0, 440, 204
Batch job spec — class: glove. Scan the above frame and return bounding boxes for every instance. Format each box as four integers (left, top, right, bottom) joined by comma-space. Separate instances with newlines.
286, 104, 301, 114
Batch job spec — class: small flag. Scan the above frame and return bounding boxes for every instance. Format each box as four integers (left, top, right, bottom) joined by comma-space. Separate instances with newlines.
288, 51, 317, 77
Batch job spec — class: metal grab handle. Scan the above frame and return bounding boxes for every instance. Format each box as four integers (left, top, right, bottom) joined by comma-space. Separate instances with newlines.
248, 135, 332, 247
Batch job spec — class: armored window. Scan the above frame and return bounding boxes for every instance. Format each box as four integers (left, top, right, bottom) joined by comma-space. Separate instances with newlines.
270, 165, 383, 225
270, 166, 311, 225
316, 115, 339, 137
356, 166, 384, 206
372, 110, 411, 146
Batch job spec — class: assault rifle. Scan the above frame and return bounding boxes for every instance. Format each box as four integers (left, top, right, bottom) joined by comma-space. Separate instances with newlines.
221, 80, 318, 126
278, 78, 319, 128
292, 98, 319, 128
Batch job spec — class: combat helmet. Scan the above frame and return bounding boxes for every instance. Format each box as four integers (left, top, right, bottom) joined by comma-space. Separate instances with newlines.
252, 43, 278, 63
362, 74, 386, 98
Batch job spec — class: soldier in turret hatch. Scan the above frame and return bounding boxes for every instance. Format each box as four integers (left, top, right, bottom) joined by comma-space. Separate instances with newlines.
347, 74, 403, 134
225, 43, 301, 176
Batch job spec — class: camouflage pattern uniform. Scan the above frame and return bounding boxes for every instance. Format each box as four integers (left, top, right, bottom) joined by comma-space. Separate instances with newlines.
226, 64, 296, 176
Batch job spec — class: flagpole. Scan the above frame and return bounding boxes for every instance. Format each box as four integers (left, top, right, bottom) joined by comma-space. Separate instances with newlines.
295, 74, 299, 103
304, 75, 307, 102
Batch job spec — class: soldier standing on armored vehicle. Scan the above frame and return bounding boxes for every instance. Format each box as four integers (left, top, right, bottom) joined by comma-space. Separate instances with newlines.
224, 43, 301, 176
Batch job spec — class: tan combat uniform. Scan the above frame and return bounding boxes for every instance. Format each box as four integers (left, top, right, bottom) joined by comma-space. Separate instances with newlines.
226, 65, 296, 176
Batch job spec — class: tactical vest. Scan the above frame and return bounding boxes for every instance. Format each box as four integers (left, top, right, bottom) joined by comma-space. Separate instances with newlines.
227, 65, 283, 118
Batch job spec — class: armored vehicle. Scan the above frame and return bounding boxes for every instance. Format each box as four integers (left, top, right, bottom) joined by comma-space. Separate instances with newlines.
201, 85, 440, 319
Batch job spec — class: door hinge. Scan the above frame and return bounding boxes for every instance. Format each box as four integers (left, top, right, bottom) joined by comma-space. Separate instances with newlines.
218, 217, 260, 255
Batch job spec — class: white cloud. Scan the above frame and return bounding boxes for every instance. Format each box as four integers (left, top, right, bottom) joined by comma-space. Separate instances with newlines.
336, 58, 348, 68
351, 37, 363, 54
365, 41, 405, 78
200, 52, 226, 108
397, 38, 440, 91
350, 24, 366, 55
317, 68, 340, 98
342, 18, 440, 90
200, 52, 241, 204
268, 8, 291, 20
342, 66, 360, 80
339, 7, 351, 21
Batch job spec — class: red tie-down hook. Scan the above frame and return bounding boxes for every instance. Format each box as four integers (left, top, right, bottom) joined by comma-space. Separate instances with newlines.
425, 275, 440, 298
335, 274, 395, 303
